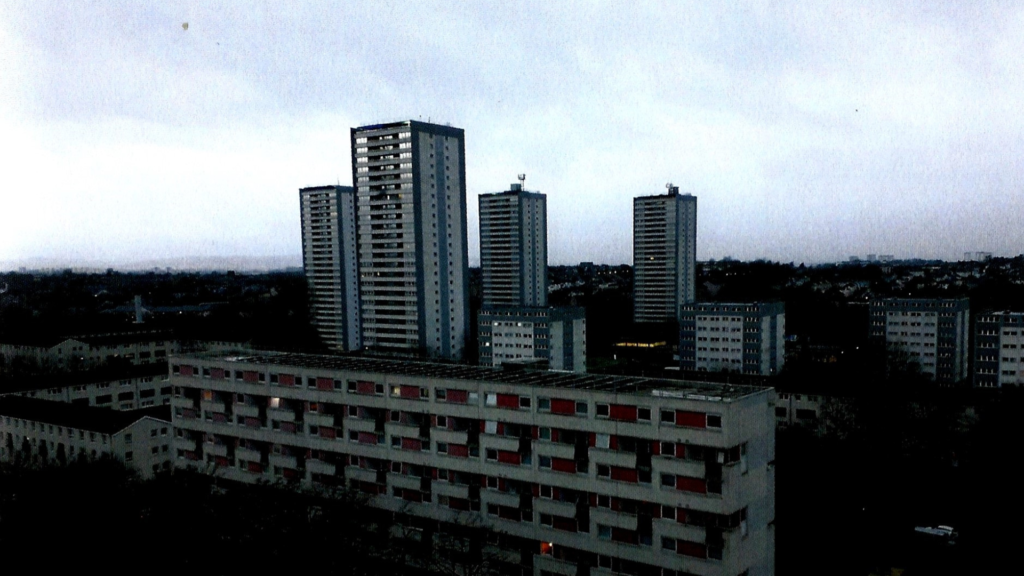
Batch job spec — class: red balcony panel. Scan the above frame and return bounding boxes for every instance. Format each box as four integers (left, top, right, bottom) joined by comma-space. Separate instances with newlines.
447, 497, 471, 511
551, 399, 575, 415
610, 467, 638, 483
181, 408, 197, 419
244, 417, 261, 429
356, 381, 376, 394
184, 450, 200, 461
651, 441, 661, 456
611, 527, 638, 544
551, 457, 577, 474
282, 468, 299, 479
677, 541, 707, 559
400, 385, 421, 399
498, 506, 521, 521
676, 410, 707, 428
247, 462, 263, 473
179, 365, 195, 377
319, 427, 337, 439
448, 444, 469, 458
676, 476, 707, 494
358, 432, 378, 445
212, 412, 228, 423
497, 394, 520, 409
316, 377, 333, 391
242, 371, 260, 383
446, 389, 468, 404
280, 421, 297, 434
401, 437, 422, 451
214, 456, 229, 467
210, 368, 226, 379
609, 405, 637, 422
279, 374, 296, 386
497, 450, 521, 465
675, 444, 687, 458
553, 516, 578, 532
401, 489, 424, 503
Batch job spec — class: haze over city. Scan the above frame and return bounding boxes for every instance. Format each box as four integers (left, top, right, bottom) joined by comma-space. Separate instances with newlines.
2, 1, 1023, 269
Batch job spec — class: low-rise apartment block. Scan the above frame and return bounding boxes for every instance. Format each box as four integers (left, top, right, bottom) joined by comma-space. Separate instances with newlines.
0, 364, 171, 410
974, 311, 1024, 388
0, 397, 173, 478
680, 303, 785, 376
478, 307, 586, 373
170, 351, 775, 576
868, 298, 970, 384
0, 330, 179, 369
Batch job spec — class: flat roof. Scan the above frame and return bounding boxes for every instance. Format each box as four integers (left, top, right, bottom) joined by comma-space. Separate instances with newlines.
0, 363, 168, 395
176, 352, 768, 401
0, 396, 170, 434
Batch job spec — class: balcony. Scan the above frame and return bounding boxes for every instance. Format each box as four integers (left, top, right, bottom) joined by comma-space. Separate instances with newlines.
481, 490, 520, 508
388, 473, 425, 492
346, 418, 379, 433
591, 507, 638, 531
173, 437, 198, 452
346, 466, 380, 484
432, 428, 469, 445
307, 413, 338, 427
655, 519, 706, 543
267, 407, 297, 422
432, 482, 470, 500
535, 442, 575, 460
200, 400, 227, 414
235, 447, 261, 462
480, 435, 521, 452
171, 396, 196, 409
534, 554, 576, 576
269, 453, 298, 470
590, 449, 637, 469
535, 498, 577, 518
655, 458, 705, 479
203, 442, 228, 458
385, 421, 424, 439
234, 404, 260, 418
307, 459, 336, 476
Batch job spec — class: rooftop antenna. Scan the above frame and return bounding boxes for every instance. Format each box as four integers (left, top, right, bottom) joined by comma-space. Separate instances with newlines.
518, 173, 526, 189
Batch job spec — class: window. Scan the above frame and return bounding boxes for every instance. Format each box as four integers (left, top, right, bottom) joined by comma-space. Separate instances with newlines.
638, 407, 651, 421
539, 456, 551, 469
660, 473, 674, 487
484, 421, 497, 434
707, 414, 722, 428
539, 427, 551, 441
520, 396, 531, 409
437, 442, 448, 454
660, 409, 674, 423
661, 537, 675, 551
575, 401, 588, 415
125, 451, 133, 462
436, 416, 448, 428
436, 389, 447, 401
660, 441, 674, 455
538, 398, 551, 411
125, 434, 133, 444
595, 434, 610, 449
596, 404, 609, 417
486, 449, 498, 461
485, 393, 497, 406
597, 465, 610, 478
597, 525, 611, 539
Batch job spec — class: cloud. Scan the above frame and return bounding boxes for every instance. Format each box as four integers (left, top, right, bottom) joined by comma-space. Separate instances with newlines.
2, 0, 1024, 268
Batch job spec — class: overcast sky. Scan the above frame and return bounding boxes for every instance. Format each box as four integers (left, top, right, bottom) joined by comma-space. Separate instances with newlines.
2, 1, 1023, 269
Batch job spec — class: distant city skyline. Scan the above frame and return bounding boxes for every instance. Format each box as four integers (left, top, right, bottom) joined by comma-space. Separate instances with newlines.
3, 2, 1024, 268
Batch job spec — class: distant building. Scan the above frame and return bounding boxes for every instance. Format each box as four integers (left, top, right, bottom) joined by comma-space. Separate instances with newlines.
773, 392, 822, 427
679, 302, 786, 376
0, 364, 171, 410
633, 187, 697, 323
169, 351, 776, 576
974, 311, 1024, 388
300, 185, 361, 351
0, 397, 173, 478
478, 307, 586, 372
0, 331, 178, 369
479, 182, 547, 308
866, 254, 877, 262
351, 120, 469, 361
868, 298, 970, 384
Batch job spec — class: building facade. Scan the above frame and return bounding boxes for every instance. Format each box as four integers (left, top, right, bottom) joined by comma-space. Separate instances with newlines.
169, 352, 775, 576
479, 184, 548, 308
351, 120, 470, 361
868, 298, 970, 384
974, 311, 1024, 388
478, 307, 586, 373
633, 188, 697, 324
0, 364, 172, 410
0, 331, 178, 369
300, 185, 362, 351
0, 397, 173, 478
680, 303, 786, 376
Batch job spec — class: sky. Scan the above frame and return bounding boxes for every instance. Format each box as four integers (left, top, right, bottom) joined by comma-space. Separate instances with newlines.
1, 1, 1023, 269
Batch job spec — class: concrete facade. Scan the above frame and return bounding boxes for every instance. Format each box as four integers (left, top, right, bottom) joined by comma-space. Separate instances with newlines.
633, 188, 697, 324
479, 185, 548, 308
869, 298, 970, 384
0, 332, 178, 369
0, 364, 172, 410
351, 121, 470, 361
170, 351, 775, 576
974, 311, 1024, 388
0, 397, 173, 479
300, 185, 362, 351
680, 303, 786, 376
478, 307, 586, 373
